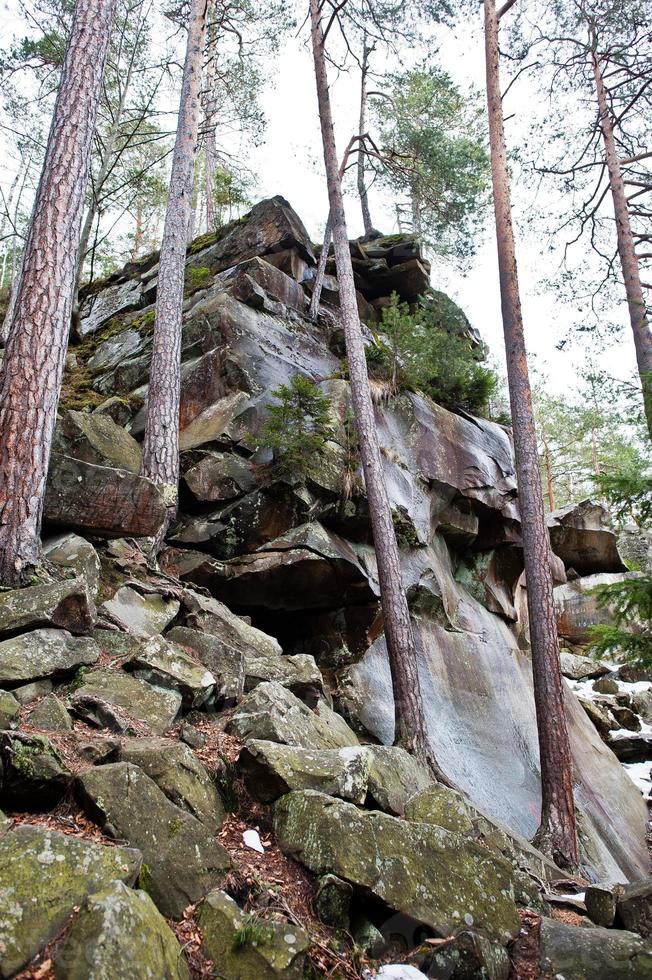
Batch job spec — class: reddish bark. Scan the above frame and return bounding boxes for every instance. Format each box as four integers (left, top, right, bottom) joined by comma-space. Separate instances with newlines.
484, 0, 579, 867
0, 0, 119, 586
591, 37, 652, 442
140, 0, 208, 538
309, 0, 449, 782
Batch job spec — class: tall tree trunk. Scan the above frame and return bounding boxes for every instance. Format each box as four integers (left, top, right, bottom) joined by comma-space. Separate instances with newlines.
140, 0, 207, 540
543, 437, 556, 512
484, 0, 579, 868
204, 21, 219, 234
357, 36, 374, 237
591, 39, 652, 442
131, 200, 144, 261
309, 214, 333, 320
308, 0, 448, 782
0, 0, 118, 586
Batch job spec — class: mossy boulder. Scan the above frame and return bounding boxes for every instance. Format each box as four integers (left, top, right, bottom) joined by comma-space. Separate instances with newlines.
0, 691, 19, 730
0, 732, 71, 808
0, 824, 141, 977
53, 880, 190, 980
53, 409, 142, 473
116, 736, 225, 832
274, 791, 520, 944
197, 889, 309, 980
26, 695, 73, 732
43, 533, 101, 597
70, 668, 182, 734
165, 626, 245, 705
243, 652, 325, 704
421, 929, 509, 980
77, 763, 230, 918
404, 785, 474, 835
183, 451, 257, 503
100, 586, 180, 638
227, 681, 359, 750
0, 628, 99, 686
238, 740, 369, 804
0, 579, 96, 638
125, 635, 216, 709
538, 919, 652, 979
363, 745, 432, 815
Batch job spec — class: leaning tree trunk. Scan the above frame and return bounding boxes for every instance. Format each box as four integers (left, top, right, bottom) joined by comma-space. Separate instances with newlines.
0, 0, 118, 587
357, 36, 374, 237
308, 0, 449, 782
140, 0, 208, 540
309, 213, 333, 320
591, 41, 652, 442
484, 0, 579, 868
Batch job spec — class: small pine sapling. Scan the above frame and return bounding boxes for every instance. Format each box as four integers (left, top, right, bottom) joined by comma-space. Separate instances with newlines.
261, 375, 333, 478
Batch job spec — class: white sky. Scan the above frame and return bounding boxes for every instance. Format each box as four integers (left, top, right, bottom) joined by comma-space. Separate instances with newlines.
0, 0, 638, 396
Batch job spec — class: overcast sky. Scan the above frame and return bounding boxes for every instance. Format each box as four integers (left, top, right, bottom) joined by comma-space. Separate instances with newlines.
0, 0, 638, 397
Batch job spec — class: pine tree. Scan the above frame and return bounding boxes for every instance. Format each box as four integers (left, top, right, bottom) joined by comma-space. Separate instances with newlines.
0, 0, 119, 586
484, 0, 579, 868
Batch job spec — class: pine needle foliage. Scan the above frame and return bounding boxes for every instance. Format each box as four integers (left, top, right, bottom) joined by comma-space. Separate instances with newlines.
261, 375, 333, 478
374, 293, 497, 414
589, 470, 652, 668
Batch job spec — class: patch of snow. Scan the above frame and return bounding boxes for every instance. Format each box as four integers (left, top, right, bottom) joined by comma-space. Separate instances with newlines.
623, 761, 652, 799
367, 967, 429, 980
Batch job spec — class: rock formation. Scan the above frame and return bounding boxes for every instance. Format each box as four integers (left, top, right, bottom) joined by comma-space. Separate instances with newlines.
0, 197, 650, 979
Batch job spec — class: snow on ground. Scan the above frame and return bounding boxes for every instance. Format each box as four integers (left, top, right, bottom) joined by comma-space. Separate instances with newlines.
623, 762, 652, 800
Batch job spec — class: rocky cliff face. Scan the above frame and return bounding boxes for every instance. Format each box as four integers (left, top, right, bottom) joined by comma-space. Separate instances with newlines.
0, 196, 650, 978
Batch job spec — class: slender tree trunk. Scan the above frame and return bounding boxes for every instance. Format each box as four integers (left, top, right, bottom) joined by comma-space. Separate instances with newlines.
309, 0, 449, 782
309, 214, 333, 320
1, 155, 35, 345
543, 438, 556, 512
0, 0, 118, 586
140, 0, 208, 540
204, 22, 219, 234
591, 39, 652, 442
484, 0, 579, 868
131, 200, 144, 261
357, 36, 374, 237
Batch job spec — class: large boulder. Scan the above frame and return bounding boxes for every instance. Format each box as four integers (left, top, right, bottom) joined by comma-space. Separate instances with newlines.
547, 500, 626, 575
538, 918, 652, 979
555, 572, 640, 643
166, 626, 245, 704
125, 635, 216, 708
70, 668, 182, 734
53, 880, 189, 980
183, 451, 257, 503
78, 277, 142, 337
116, 736, 225, 832
198, 888, 309, 980
53, 409, 142, 472
77, 763, 230, 918
100, 585, 180, 637
26, 694, 73, 732
44, 454, 168, 537
0, 629, 99, 685
42, 532, 101, 596
0, 578, 96, 637
0, 824, 141, 977
274, 791, 520, 944
0, 691, 19, 730
363, 745, 433, 816
227, 681, 359, 750
238, 740, 369, 804
618, 878, 652, 939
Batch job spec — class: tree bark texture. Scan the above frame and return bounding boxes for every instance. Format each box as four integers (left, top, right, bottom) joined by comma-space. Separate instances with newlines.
204, 21, 220, 234
309, 213, 333, 320
484, 0, 579, 868
357, 37, 374, 237
140, 0, 208, 534
0, 0, 119, 586
591, 41, 652, 442
309, 0, 449, 783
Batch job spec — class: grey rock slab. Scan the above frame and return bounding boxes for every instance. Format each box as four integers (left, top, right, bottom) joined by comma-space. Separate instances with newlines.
0, 629, 99, 685
0, 691, 20, 730
166, 626, 244, 704
538, 918, 652, 979
560, 649, 611, 681
274, 790, 520, 944
26, 695, 73, 732
363, 745, 433, 815
227, 681, 359, 750
70, 668, 181, 734
0, 823, 141, 978
618, 878, 652, 939
0, 578, 96, 637
77, 762, 230, 918
238, 739, 369, 804
243, 652, 325, 704
11, 679, 53, 706
42, 533, 101, 597
53, 409, 142, 473
116, 736, 225, 832
126, 635, 215, 708
198, 888, 309, 980
100, 586, 180, 638
78, 277, 142, 337
0, 732, 71, 808
53, 879, 189, 980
